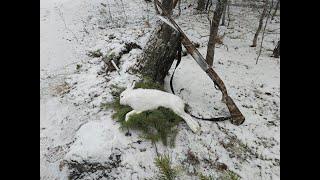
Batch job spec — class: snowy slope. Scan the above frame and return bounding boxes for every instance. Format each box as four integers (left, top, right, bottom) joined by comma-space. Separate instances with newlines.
40, 0, 280, 179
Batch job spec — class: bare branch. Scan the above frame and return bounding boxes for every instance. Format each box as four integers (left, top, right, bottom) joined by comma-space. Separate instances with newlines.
256, 0, 274, 64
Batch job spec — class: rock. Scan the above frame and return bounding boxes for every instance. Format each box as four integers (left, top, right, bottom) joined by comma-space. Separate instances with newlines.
63, 121, 124, 179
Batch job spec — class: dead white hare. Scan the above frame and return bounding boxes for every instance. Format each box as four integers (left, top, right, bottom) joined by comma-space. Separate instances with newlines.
119, 82, 201, 133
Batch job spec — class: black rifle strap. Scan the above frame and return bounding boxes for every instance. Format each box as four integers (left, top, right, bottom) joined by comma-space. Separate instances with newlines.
169, 39, 182, 95
170, 36, 232, 122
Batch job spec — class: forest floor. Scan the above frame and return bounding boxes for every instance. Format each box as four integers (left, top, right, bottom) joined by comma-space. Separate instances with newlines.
40, 0, 280, 179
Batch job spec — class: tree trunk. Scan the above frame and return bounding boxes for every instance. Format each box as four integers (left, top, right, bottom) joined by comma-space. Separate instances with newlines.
271, 0, 280, 20
227, 1, 231, 27
251, 0, 268, 47
138, 0, 180, 85
173, 0, 179, 8
221, 0, 228, 26
205, 0, 227, 67
273, 41, 280, 58
173, 0, 181, 16
197, 0, 206, 11
154, 0, 160, 14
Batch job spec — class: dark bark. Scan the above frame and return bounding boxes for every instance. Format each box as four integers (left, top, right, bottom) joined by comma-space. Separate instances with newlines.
178, 0, 181, 16
173, 0, 181, 16
227, 2, 231, 27
271, 0, 280, 20
273, 41, 280, 58
173, 0, 179, 8
256, 0, 273, 64
154, 0, 160, 14
205, 0, 227, 67
197, 0, 206, 11
251, 0, 268, 47
139, 0, 180, 84
221, 0, 228, 26
205, 0, 211, 10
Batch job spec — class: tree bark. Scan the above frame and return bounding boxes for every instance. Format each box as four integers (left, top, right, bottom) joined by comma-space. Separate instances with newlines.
197, 0, 206, 11
273, 41, 280, 58
173, 0, 181, 16
251, 0, 268, 47
173, 0, 179, 8
205, 0, 211, 10
154, 0, 160, 14
271, 0, 280, 20
227, 2, 231, 27
221, 0, 228, 26
139, 0, 180, 85
205, 0, 227, 67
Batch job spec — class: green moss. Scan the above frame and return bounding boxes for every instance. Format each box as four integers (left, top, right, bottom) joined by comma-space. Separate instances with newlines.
87, 49, 103, 58
134, 77, 164, 91
154, 154, 179, 180
221, 170, 241, 180
101, 81, 182, 146
198, 173, 215, 180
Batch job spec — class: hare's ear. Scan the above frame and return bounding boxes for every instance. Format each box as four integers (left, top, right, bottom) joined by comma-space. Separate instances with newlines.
130, 80, 136, 89
126, 81, 136, 90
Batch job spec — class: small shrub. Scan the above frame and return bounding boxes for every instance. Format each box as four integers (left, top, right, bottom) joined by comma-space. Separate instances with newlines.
198, 173, 215, 180
76, 64, 82, 70
154, 154, 178, 180
125, 107, 182, 146
102, 52, 117, 63
87, 49, 103, 58
221, 170, 241, 180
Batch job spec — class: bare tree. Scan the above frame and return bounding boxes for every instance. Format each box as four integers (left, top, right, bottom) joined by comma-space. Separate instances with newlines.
273, 41, 280, 58
226, 1, 231, 27
206, 0, 214, 11
221, 0, 228, 26
173, 0, 181, 16
154, 0, 160, 14
206, 0, 228, 67
256, 0, 274, 64
197, 0, 206, 11
250, 0, 268, 47
271, 0, 280, 20
138, 0, 181, 84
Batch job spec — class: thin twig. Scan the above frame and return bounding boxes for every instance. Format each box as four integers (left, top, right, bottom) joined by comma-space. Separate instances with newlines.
207, 2, 213, 28
106, 0, 113, 23
227, 0, 231, 27
153, 141, 159, 156
56, 6, 79, 42
256, 0, 274, 64
120, 0, 128, 23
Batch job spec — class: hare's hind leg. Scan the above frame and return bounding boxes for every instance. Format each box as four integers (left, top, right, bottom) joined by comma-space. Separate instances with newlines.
171, 107, 201, 133
125, 110, 142, 122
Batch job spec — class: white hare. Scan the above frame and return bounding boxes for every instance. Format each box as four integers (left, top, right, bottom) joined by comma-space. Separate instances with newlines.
119, 81, 201, 133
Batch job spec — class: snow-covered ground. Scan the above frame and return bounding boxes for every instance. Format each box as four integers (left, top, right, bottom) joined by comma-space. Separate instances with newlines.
40, 0, 280, 179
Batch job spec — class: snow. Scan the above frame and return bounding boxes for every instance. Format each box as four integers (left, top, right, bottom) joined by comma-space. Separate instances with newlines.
64, 120, 125, 163
41, 0, 280, 179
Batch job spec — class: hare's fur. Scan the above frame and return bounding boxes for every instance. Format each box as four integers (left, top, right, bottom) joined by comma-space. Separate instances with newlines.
119, 82, 200, 133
